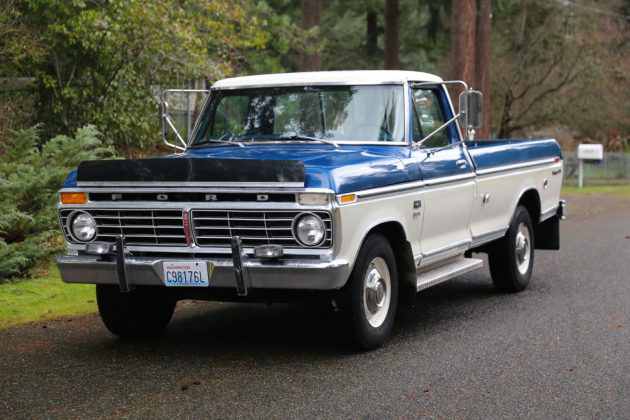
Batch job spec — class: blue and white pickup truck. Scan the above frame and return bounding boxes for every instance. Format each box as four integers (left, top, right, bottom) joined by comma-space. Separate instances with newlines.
57, 71, 565, 349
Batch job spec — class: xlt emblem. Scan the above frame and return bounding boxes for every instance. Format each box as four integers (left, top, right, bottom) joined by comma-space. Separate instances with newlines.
112, 193, 122, 201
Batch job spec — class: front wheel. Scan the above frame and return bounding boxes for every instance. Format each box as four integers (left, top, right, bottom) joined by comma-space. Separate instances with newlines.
96, 285, 176, 338
488, 205, 535, 292
335, 234, 398, 350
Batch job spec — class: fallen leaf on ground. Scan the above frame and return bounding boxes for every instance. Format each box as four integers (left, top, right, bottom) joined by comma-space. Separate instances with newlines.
192, 380, 202, 385
181, 384, 188, 391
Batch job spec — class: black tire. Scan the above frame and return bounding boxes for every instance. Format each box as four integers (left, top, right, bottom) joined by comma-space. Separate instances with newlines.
96, 285, 176, 339
488, 205, 535, 292
335, 233, 398, 350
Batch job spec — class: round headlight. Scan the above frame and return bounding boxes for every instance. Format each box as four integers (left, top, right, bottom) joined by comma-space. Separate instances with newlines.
70, 212, 97, 242
294, 213, 325, 246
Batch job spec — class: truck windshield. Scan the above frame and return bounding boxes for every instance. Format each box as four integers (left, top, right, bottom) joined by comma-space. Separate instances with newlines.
191, 85, 405, 146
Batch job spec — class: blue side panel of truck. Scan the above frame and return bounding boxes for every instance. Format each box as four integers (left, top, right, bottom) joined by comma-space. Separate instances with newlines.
466, 139, 562, 171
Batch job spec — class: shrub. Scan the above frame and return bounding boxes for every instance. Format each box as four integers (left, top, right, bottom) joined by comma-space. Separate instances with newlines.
0, 125, 116, 281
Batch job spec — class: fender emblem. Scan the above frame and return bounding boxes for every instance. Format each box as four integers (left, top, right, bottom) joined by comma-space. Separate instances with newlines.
413, 200, 422, 209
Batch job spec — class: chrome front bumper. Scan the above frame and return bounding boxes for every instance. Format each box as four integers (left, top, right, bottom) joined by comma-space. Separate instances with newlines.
56, 254, 350, 291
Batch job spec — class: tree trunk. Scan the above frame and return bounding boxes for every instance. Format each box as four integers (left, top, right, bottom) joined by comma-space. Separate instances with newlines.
451, 0, 477, 88
366, 10, 378, 59
475, 0, 491, 137
301, 0, 322, 71
384, 0, 399, 69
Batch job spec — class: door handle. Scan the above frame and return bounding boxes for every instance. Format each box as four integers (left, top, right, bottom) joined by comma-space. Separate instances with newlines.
456, 159, 468, 169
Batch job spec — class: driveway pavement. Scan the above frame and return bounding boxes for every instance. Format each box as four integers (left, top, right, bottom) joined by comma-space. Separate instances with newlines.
1, 193, 629, 419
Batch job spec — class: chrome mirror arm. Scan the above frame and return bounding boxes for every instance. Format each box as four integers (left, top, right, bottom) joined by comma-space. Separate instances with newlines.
162, 111, 187, 150
412, 112, 461, 151
160, 88, 211, 152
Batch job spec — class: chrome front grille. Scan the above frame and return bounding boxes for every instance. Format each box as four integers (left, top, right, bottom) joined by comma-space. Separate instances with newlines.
191, 210, 333, 248
60, 209, 187, 246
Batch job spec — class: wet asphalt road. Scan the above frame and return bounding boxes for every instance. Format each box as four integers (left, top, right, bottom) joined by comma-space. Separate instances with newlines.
1, 194, 629, 419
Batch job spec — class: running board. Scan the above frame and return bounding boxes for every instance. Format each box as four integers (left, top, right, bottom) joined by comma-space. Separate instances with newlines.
416, 257, 483, 292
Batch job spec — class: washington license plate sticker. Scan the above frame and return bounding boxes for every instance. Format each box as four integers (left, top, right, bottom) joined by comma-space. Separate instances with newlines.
163, 261, 211, 287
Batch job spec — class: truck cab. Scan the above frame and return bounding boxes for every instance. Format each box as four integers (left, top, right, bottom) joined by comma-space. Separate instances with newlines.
57, 70, 565, 349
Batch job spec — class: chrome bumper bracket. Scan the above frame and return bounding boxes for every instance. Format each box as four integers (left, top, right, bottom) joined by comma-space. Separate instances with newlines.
231, 236, 249, 296
116, 235, 134, 293
557, 199, 566, 220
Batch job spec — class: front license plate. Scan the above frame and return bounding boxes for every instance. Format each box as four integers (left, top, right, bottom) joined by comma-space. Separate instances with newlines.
163, 261, 211, 287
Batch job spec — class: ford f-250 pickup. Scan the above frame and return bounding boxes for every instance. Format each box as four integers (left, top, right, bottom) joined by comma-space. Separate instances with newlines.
56, 71, 565, 350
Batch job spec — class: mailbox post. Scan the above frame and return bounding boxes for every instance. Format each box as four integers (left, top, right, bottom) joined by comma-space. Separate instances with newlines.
577, 144, 604, 188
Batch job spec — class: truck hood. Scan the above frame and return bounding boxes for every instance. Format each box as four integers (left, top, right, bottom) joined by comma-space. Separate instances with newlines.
62, 144, 417, 194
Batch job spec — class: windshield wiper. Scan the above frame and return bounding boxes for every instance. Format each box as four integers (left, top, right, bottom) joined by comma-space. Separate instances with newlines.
278, 134, 339, 148
193, 134, 245, 148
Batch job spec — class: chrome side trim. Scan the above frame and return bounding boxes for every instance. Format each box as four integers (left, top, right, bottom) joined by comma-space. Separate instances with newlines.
76, 181, 305, 188
424, 173, 476, 187
355, 180, 426, 199
423, 239, 472, 258
471, 226, 508, 247
341, 173, 475, 203
475, 158, 557, 176
415, 239, 472, 267
540, 204, 560, 222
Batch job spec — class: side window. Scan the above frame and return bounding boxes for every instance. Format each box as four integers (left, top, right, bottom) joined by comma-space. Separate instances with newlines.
411, 89, 449, 148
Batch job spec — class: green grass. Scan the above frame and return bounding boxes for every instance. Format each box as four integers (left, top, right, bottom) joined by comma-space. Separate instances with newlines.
561, 183, 630, 196
0, 265, 96, 329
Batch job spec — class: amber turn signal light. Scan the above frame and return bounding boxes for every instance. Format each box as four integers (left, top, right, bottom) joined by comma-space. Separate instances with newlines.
339, 194, 357, 204
61, 192, 87, 205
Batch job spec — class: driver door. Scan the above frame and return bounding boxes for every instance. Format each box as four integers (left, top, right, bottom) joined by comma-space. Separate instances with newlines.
411, 87, 475, 262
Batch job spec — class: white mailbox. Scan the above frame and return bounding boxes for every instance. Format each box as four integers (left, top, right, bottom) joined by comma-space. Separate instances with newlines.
576, 143, 604, 188
577, 144, 603, 161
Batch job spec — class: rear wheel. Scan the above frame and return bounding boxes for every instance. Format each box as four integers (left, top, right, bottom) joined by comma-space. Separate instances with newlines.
96, 285, 176, 338
335, 234, 398, 350
488, 205, 535, 292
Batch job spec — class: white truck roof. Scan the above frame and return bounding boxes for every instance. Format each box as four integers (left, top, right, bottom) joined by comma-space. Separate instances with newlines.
212, 70, 443, 89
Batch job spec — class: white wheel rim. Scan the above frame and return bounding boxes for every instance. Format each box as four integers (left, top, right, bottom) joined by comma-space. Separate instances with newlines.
363, 257, 391, 328
515, 222, 531, 275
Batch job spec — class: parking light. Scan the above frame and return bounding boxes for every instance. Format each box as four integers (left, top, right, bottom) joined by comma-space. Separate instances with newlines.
61, 192, 87, 205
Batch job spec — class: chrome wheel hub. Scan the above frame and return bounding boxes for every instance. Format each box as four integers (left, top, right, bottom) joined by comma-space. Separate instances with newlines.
363, 257, 391, 328
515, 223, 531, 275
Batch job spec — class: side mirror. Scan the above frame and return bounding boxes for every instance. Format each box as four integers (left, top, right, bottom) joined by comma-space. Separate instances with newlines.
160, 89, 210, 151
458, 90, 483, 138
